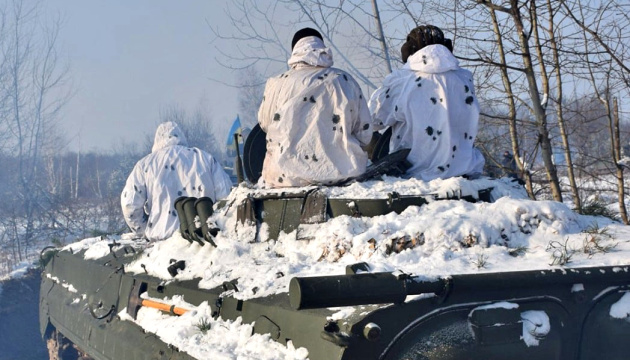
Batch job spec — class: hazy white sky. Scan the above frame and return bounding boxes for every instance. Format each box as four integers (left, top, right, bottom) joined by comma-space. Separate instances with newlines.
49, 1, 244, 152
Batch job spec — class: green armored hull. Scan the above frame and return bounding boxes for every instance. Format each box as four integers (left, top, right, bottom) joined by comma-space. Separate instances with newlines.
40, 245, 630, 360
39, 183, 630, 360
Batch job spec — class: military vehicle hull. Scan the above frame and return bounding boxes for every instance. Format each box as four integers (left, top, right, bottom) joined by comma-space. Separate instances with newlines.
40, 242, 630, 360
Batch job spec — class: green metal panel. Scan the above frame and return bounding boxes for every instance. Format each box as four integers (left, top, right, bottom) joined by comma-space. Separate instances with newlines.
41, 244, 630, 360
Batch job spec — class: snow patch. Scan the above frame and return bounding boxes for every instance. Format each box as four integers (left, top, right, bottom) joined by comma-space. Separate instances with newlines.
1, 261, 35, 281
63, 283, 78, 293
121, 178, 602, 302
521, 310, 550, 347
327, 307, 356, 321
571, 284, 584, 293
125, 301, 309, 360
610, 292, 630, 319
475, 301, 519, 311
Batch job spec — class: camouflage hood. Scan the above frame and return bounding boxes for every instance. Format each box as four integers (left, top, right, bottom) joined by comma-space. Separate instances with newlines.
151, 121, 188, 153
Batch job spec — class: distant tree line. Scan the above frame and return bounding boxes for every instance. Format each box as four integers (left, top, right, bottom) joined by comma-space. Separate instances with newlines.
0, 1, 227, 276
0, 110, 226, 276
0, 0, 74, 274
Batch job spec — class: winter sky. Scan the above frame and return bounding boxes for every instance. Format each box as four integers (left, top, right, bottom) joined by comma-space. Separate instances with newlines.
49, 1, 244, 153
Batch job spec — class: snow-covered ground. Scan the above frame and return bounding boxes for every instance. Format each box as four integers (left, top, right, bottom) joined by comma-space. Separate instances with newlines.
0, 260, 36, 282
57, 176, 630, 359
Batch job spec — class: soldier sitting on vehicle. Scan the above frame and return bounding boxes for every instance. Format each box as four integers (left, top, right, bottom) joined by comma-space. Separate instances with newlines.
121, 121, 232, 241
257, 27, 373, 187
369, 25, 485, 181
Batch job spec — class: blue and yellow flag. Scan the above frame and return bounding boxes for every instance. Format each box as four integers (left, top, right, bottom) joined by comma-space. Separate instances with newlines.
226, 115, 242, 157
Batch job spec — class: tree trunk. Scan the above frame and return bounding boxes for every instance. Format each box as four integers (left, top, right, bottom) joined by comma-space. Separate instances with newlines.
612, 98, 628, 224
371, 0, 392, 74
75, 151, 80, 199
511, 0, 563, 202
489, 8, 535, 199
546, 0, 581, 211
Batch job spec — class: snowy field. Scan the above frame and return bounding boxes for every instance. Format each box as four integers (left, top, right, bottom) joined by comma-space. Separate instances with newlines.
55, 176, 630, 359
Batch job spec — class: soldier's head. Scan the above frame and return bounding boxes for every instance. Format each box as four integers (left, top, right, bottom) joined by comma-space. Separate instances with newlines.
292, 27, 323, 50
401, 25, 453, 63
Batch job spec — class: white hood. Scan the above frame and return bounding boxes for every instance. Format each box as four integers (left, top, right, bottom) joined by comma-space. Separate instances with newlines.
288, 36, 334, 68
403, 44, 459, 74
151, 121, 188, 153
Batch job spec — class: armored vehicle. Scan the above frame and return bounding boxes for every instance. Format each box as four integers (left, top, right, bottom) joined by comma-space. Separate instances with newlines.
40, 126, 630, 359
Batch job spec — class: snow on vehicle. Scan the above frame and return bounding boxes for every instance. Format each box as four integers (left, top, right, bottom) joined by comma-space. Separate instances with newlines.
39, 128, 630, 359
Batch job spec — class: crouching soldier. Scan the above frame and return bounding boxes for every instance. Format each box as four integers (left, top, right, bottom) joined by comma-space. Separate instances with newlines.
121, 121, 232, 241
257, 28, 373, 187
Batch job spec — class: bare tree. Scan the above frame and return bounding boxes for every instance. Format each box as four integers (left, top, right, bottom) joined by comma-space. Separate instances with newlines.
487, 6, 535, 198
465, 0, 561, 201
0, 0, 71, 262
158, 103, 224, 162
236, 66, 265, 130
543, 0, 581, 211
208, 1, 291, 74
211, 0, 429, 92
549, 1, 630, 216
612, 97, 628, 223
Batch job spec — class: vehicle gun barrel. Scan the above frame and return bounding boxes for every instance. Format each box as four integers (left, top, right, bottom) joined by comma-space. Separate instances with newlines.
290, 265, 630, 310
289, 272, 445, 310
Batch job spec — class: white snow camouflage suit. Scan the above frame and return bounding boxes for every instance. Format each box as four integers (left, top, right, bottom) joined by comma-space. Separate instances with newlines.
121, 122, 232, 241
258, 36, 372, 187
369, 44, 485, 181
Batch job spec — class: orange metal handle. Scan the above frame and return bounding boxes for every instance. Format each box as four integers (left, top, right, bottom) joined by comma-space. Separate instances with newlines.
141, 299, 188, 316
